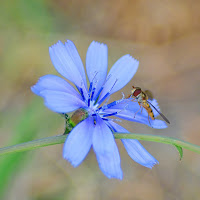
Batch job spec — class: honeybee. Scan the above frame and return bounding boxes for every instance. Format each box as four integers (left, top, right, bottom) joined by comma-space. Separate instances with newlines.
128, 86, 170, 124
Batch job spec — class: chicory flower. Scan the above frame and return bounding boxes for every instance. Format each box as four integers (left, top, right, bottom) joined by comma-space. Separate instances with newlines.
31, 40, 167, 179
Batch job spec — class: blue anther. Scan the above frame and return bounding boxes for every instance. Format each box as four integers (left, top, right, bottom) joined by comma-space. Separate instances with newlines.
93, 86, 103, 101
96, 92, 110, 106
77, 86, 85, 101
88, 81, 93, 94
102, 112, 118, 117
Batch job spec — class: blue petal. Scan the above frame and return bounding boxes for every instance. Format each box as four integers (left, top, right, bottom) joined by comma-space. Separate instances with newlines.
63, 117, 93, 167
86, 41, 108, 97
40, 90, 87, 113
49, 41, 88, 97
105, 99, 167, 129
93, 116, 123, 179
115, 110, 167, 129
99, 55, 139, 101
149, 119, 168, 129
31, 74, 81, 99
107, 121, 158, 168
64, 40, 87, 89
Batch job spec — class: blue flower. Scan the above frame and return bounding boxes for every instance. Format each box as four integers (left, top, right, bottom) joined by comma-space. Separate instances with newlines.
31, 40, 167, 179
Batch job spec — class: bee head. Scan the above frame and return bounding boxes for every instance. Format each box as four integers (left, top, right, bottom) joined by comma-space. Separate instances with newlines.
131, 86, 142, 97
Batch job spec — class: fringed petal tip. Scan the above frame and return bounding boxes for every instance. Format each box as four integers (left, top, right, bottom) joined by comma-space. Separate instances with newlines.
101, 166, 123, 180
144, 160, 159, 169
49, 40, 62, 52
128, 54, 139, 65
97, 155, 123, 180
30, 76, 46, 96
31, 85, 40, 96
63, 155, 80, 168
90, 40, 107, 48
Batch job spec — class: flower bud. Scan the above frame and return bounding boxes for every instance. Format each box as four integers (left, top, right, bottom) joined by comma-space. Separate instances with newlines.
64, 109, 88, 134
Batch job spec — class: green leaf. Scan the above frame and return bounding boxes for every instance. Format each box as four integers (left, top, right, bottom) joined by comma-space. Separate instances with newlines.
174, 145, 183, 160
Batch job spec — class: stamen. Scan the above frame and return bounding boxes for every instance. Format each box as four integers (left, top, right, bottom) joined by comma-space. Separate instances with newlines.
96, 92, 110, 106
102, 117, 121, 123
102, 104, 126, 117
102, 112, 118, 117
96, 79, 118, 106
97, 99, 121, 111
77, 86, 85, 101
109, 118, 122, 122
105, 99, 124, 109
92, 71, 99, 82
93, 86, 103, 102
93, 74, 112, 101
89, 71, 98, 93
90, 87, 96, 101
106, 74, 112, 81
102, 118, 121, 127
88, 72, 99, 106
101, 118, 109, 121
90, 78, 99, 101
88, 97, 90, 107
98, 96, 110, 111
88, 81, 93, 94
104, 96, 110, 105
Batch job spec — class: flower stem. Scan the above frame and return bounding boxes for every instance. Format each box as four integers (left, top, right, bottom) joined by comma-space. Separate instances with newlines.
0, 133, 200, 156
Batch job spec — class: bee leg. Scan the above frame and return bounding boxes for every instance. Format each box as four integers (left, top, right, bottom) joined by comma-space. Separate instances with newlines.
134, 109, 140, 118
140, 106, 143, 114
134, 103, 142, 118
148, 114, 152, 128
127, 95, 137, 103
127, 94, 133, 99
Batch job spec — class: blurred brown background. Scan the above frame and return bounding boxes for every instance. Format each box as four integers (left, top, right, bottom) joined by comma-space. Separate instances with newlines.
0, 0, 200, 199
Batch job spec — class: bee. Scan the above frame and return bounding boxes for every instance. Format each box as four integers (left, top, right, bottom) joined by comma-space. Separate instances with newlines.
128, 86, 170, 124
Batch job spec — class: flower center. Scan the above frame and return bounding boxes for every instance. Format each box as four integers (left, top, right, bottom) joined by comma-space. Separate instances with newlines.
84, 75, 125, 120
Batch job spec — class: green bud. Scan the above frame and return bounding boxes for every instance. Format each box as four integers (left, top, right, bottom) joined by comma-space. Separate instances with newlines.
64, 109, 88, 134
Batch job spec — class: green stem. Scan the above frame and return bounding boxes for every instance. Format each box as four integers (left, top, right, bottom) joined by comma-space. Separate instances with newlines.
0, 133, 200, 156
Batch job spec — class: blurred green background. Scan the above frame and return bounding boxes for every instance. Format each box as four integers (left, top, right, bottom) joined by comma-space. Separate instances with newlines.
0, 0, 200, 199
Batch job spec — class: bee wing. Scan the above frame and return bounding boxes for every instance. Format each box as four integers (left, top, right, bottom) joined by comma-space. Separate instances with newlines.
144, 90, 154, 100
147, 101, 170, 124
